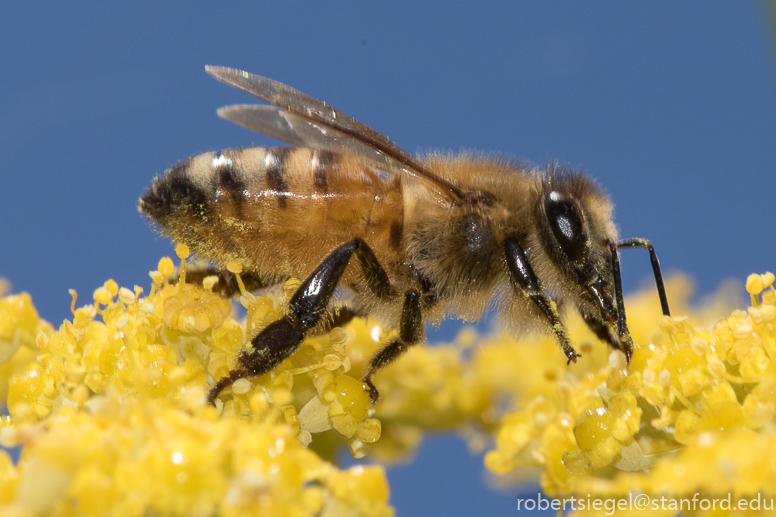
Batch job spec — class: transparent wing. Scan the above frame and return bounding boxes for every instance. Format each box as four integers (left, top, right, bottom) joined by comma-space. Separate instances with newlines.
217, 105, 306, 146
206, 66, 465, 202
218, 104, 395, 172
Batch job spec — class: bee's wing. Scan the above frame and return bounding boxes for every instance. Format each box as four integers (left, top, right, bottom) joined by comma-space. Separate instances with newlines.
206, 66, 465, 202
218, 104, 391, 172
217, 105, 307, 147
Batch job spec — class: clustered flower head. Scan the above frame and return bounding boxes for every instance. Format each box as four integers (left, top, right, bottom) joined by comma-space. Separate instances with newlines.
1, 248, 775, 516
486, 272, 776, 505
0, 246, 392, 517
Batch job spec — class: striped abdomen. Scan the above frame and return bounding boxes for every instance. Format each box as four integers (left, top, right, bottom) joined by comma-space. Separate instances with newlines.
139, 147, 405, 283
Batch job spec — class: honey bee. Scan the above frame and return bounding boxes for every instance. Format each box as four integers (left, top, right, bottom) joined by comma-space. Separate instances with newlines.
139, 66, 671, 405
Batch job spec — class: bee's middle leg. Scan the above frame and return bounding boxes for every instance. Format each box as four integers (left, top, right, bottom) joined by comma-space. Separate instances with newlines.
362, 289, 423, 402
207, 238, 394, 405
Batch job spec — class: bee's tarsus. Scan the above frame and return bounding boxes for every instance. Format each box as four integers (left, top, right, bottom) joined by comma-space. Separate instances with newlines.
363, 378, 380, 403
207, 368, 249, 405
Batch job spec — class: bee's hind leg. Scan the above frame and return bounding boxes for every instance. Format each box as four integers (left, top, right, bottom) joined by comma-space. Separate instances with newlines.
308, 307, 361, 336
362, 289, 423, 403
207, 238, 395, 405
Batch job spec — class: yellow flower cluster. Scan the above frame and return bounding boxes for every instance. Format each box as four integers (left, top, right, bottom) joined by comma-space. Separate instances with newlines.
1, 396, 388, 517
486, 272, 776, 504
2, 244, 774, 516
0, 246, 392, 517
0, 292, 50, 404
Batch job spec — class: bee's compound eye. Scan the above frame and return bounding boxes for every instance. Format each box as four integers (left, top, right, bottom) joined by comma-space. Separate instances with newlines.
541, 191, 589, 264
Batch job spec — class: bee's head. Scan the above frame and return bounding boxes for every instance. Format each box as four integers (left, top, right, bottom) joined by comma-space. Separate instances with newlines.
534, 168, 620, 323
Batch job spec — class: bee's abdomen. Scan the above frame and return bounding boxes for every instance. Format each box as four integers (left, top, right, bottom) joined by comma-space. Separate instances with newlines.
140, 147, 404, 279
139, 160, 212, 223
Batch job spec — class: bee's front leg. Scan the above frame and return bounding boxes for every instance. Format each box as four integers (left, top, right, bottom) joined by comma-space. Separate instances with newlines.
503, 238, 580, 364
207, 238, 394, 405
362, 289, 423, 403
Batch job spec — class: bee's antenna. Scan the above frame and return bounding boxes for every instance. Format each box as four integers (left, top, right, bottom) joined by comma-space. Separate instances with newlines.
616, 238, 671, 317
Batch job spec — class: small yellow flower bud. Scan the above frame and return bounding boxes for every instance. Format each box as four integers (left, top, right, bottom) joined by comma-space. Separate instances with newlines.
118, 287, 136, 305
323, 354, 342, 371
231, 378, 252, 395
93, 287, 113, 306
175, 243, 190, 260
148, 270, 164, 286
330, 327, 348, 347
746, 273, 764, 295
104, 279, 119, 297
157, 257, 174, 277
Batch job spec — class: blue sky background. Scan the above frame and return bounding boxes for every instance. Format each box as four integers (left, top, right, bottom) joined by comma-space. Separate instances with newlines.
1, 2, 775, 515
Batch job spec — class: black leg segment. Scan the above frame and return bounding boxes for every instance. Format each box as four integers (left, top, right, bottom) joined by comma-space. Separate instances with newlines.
207, 238, 395, 405
504, 238, 580, 364
362, 290, 423, 402
308, 307, 361, 336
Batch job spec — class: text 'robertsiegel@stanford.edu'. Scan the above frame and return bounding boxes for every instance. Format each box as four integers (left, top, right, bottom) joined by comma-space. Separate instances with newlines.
516, 493, 775, 514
